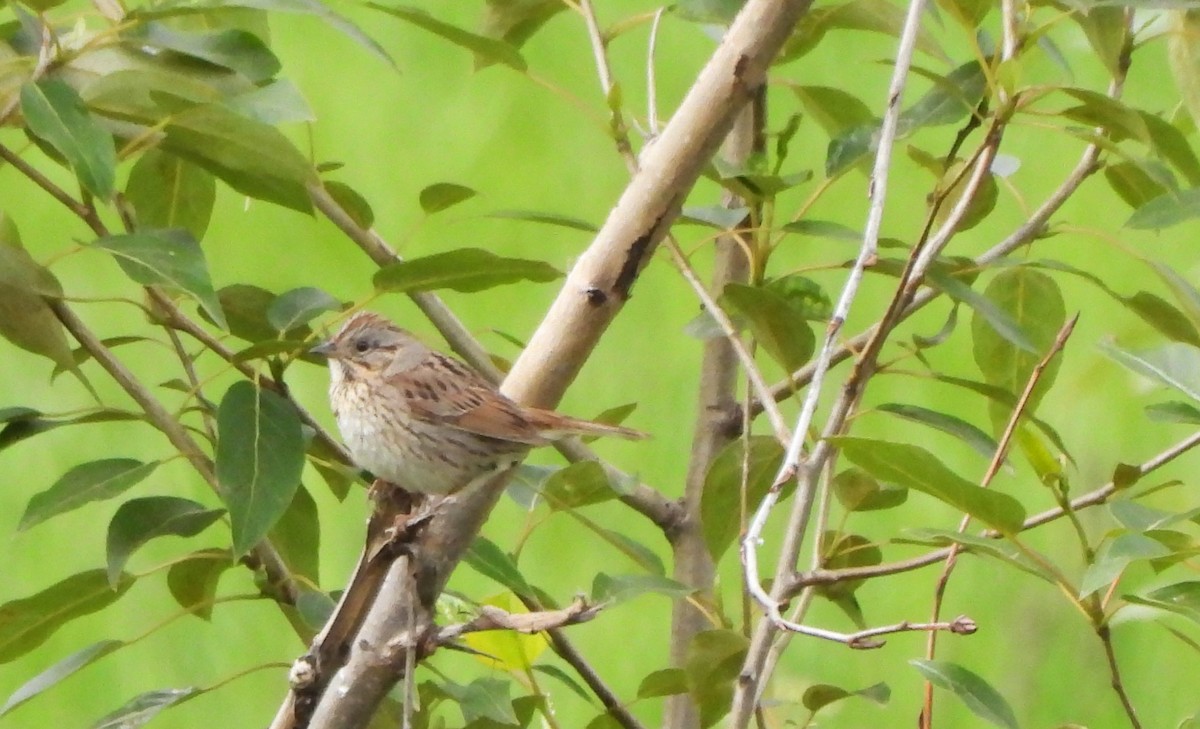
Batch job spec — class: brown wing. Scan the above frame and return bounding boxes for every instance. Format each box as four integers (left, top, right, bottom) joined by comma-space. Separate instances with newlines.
398, 352, 550, 445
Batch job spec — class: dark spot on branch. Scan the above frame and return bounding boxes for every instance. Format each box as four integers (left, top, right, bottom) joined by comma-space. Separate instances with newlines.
614, 213, 665, 300
585, 287, 607, 306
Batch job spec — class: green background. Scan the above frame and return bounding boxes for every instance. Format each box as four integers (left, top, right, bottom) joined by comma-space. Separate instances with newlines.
2, 1, 1199, 727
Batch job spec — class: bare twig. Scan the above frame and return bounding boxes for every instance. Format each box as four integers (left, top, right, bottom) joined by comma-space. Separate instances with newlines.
437, 598, 602, 643
1098, 624, 1144, 729
665, 238, 790, 444
293, 2, 816, 725
517, 593, 648, 729
736, 0, 932, 654
646, 7, 667, 138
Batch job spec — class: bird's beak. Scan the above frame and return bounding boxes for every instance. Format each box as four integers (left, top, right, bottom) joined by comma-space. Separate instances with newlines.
309, 340, 335, 357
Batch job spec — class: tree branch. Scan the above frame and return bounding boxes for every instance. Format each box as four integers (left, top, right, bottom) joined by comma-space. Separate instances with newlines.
289, 1, 815, 725
50, 300, 298, 604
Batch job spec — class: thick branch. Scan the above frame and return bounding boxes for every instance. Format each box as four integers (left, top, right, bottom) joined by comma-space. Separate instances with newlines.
501, 0, 814, 408
294, 1, 814, 725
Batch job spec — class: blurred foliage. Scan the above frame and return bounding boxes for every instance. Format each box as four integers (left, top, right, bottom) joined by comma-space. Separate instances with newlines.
4, 0, 1200, 728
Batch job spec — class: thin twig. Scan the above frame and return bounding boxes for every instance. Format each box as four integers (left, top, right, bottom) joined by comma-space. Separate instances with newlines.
646, 7, 666, 138
0, 143, 100, 227
737, 0, 931, 644
665, 238, 791, 444
920, 315, 1078, 729
437, 598, 602, 642
515, 594, 647, 729
1098, 624, 1144, 729
146, 289, 350, 464
577, 0, 637, 174
781, 425, 1200, 598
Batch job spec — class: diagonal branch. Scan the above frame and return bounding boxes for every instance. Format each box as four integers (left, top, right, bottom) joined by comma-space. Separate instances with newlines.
288, 1, 815, 726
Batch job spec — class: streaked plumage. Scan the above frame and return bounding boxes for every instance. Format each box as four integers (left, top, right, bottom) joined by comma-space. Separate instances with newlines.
313, 311, 645, 495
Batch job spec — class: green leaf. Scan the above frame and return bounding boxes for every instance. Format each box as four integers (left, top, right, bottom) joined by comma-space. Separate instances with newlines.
1127, 188, 1200, 229
934, 0, 990, 28
1077, 5, 1127, 77
783, 0, 948, 63
876, 403, 999, 460
723, 283, 816, 371
90, 687, 200, 729
832, 467, 907, 512
910, 659, 1018, 729
674, 0, 744, 23
216, 284, 278, 341
322, 180, 374, 228
1059, 88, 1150, 143
1080, 532, 1172, 596
125, 150, 217, 241
0, 216, 74, 371
267, 287, 340, 332
591, 573, 691, 604
20, 79, 116, 198
269, 485, 320, 581
20, 459, 160, 531
167, 549, 231, 621
1122, 290, 1200, 347
834, 436, 1026, 534
791, 85, 875, 137
486, 209, 597, 232
0, 640, 123, 716
970, 268, 1066, 430
685, 629, 748, 728
931, 269, 1037, 353
419, 182, 477, 214
541, 461, 616, 510
478, 0, 564, 56
374, 248, 562, 294
126, 22, 281, 82
92, 230, 227, 329
295, 589, 337, 631
637, 668, 688, 698
701, 436, 786, 559
465, 537, 533, 596
679, 205, 751, 230
227, 79, 316, 124
802, 682, 890, 713
899, 528, 1056, 582
0, 409, 143, 454
1170, 10, 1200, 137
215, 381, 305, 557
827, 62, 984, 175
592, 527, 665, 575
531, 664, 590, 703
1141, 112, 1200, 186
817, 532, 882, 599
1146, 400, 1200, 423
1104, 161, 1171, 209
1146, 260, 1200, 335
368, 3, 526, 70
163, 103, 315, 213
106, 496, 225, 586
1099, 341, 1200, 402
0, 570, 134, 664
1126, 580, 1200, 624
445, 677, 518, 725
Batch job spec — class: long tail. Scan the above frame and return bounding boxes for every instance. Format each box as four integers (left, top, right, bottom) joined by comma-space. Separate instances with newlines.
527, 410, 649, 441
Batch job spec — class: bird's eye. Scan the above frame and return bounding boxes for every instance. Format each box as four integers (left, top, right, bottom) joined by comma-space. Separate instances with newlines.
354, 338, 371, 353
